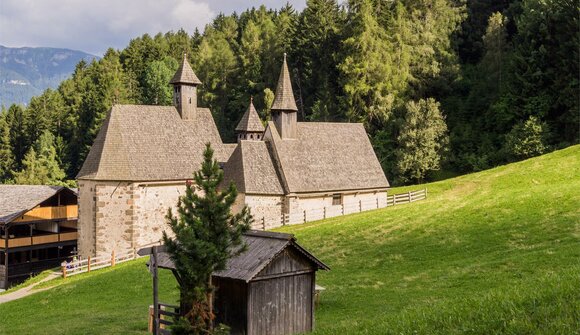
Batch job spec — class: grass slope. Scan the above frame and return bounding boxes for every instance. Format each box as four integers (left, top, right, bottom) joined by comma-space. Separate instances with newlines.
1, 146, 579, 334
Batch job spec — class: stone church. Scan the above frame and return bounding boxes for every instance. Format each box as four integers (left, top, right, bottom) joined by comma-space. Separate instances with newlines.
77, 54, 389, 257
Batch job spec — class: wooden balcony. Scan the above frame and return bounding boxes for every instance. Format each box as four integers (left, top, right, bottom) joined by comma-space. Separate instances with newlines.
12, 205, 78, 223
0, 230, 78, 249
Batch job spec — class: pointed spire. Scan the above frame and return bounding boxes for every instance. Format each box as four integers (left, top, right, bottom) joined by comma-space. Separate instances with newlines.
236, 96, 265, 133
271, 53, 298, 111
169, 53, 202, 85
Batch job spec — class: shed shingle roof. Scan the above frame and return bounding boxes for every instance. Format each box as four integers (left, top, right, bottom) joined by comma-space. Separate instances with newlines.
270, 54, 298, 112
235, 100, 264, 133
153, 230, 329, 282
266, 121, 390, 193
77, 104, 228, 181
169, 54, 202, 85
223, 141, 284, 195
0, 185, 70, 224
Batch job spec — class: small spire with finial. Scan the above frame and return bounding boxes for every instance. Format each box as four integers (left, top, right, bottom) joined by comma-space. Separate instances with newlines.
283, 52, 287, 62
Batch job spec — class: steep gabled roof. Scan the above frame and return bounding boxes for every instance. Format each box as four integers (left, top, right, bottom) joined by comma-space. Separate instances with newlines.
77, 104, 227, 181
223, 141, 284, 195
265, 121, 390, 193
235, 99, 265, 133
270, 54, 298, 112
169, 54, 202, 85
153, 230, 329, 282
0, 185, 75, 224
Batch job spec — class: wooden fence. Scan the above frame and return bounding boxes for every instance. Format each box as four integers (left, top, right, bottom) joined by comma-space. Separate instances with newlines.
260, 189, 427, 230
61, 249, 138, 278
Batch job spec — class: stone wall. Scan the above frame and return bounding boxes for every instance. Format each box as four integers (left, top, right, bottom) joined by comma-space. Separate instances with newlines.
291, 191, 388, 216
244, 194, 284, 229
77, 180, 97, 258
133, 183, 186, 249
93, 182, 135, 257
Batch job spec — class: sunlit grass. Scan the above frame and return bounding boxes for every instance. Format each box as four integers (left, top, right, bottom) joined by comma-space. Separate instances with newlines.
0, 145, 578, 334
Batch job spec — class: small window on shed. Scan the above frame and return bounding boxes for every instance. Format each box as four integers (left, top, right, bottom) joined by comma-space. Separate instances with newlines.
332, 194, 342, 206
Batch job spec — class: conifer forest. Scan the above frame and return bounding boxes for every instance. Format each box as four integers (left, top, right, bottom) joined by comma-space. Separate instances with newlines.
0, 0, 577, 186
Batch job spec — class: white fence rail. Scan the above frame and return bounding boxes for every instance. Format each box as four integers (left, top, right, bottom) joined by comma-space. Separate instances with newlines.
61, 249, 140, 278
258, 189, 427, 230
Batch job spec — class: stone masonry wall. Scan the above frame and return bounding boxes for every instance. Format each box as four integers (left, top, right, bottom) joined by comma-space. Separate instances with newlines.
78, 180, 97, 258
133, 183, 186, 249
244, 194, 284, 229
93, 182, 135, 257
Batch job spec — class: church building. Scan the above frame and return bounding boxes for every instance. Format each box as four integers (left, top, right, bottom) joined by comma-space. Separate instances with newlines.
77, 54, 389, 257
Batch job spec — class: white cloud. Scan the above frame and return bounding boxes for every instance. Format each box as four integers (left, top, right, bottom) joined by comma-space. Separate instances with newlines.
0, 0, 215, 55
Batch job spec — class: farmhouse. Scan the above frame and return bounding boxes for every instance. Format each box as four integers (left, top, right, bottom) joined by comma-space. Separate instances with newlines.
0, 185, 78, 289
77, 54, 389, 257
153, 230, 329, 335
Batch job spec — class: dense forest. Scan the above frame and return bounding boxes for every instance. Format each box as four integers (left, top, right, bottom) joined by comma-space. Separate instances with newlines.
0, 0, 577, 186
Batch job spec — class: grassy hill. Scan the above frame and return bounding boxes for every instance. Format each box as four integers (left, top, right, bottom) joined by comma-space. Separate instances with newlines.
0, 146, 578, 334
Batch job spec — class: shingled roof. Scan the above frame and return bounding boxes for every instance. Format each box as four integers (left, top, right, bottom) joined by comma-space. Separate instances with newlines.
270, 54, 298, 112
223, 141, 284, 195
153, 230, 329, 282
0, 185, 74, 224
77, 105, 228, 181
235, 99, 265, 133
169, 54, 202, 85
265, 121, 390, 193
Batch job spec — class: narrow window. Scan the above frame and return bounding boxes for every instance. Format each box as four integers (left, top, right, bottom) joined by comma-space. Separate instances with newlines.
332, 194, 342, 206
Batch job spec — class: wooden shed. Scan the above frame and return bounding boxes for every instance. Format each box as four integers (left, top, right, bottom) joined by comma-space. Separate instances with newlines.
156, 230, 329, 335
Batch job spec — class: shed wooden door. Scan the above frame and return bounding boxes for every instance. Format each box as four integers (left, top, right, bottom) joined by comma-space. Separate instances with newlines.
248, 273, 313, 335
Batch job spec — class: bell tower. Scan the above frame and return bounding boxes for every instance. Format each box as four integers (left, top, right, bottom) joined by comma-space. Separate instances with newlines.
271, 53, 298, 139
170, 54, 202, 120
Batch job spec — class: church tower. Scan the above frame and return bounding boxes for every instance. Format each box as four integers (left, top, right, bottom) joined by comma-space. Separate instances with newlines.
271, 54, 298, 139
170, 54, 202, 120
236, 97, 265, 142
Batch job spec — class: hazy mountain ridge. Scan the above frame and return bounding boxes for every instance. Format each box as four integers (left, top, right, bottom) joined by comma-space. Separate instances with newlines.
0, 45, 98, 107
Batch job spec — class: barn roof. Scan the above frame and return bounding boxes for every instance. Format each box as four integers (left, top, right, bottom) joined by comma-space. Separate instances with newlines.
0, 185, 75, 224
77, 104, 228, 181
169, 54, 202, 85
235, 99, 265, 133
153, 230, 328, 282
270, 54, 298, 112
222, 141, 284, 195
266, 121, 390, 193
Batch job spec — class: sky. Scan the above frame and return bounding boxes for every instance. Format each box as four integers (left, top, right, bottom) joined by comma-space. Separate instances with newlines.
0, 0, 306, 56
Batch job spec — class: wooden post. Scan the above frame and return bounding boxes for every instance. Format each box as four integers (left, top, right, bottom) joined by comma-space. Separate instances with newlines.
87, 256, 91, 272
262, 217, 266, 230
359, 200, 362, 212
408, 191, 411, 203
61, 264, 67, 279
303, 210, 307, 223
152, 246, 159, 335
323, 207, 326, 219
376, 197, 379, 209
425, 188, 428, 199
111, 250, 116, 267
341, 203, 344, 215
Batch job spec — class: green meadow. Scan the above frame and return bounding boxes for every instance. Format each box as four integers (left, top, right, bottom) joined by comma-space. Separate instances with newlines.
1, 146, 578, 334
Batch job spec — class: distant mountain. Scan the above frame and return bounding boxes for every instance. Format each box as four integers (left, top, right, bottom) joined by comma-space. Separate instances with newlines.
0, 45, 98, 108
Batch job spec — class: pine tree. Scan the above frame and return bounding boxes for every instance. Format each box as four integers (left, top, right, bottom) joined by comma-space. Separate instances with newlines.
339, 0, 396, 126
395, 98, 449, 184
0, 112, 14, 181
163, 144, 251, 334
12, 131, 67, 186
